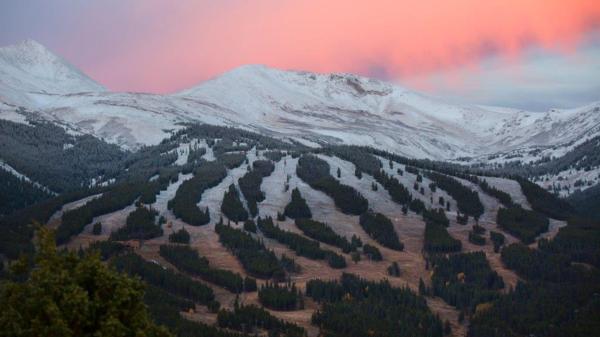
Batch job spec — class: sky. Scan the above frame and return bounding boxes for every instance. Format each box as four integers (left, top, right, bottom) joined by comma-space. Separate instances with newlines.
1, 0, 599, 110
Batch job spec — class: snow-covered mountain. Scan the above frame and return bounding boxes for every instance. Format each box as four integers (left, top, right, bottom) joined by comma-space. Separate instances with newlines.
0, 40, 599, 161
0, 40, 105, 106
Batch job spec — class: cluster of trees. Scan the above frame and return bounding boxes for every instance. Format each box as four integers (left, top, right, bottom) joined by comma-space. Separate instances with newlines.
212, 138, 252, 156
169, 227, 190, 244
358, 211, 404, 250
306, 273, 445, 337
362, 243, 383, 260
238, 160, 275, 216
110, 205, 162, 241
374, 170, 413, 205
497, 206, 549, 244
543, 217, 600, 268
139, 168, 180, 204
477, 178, 514, 207
111, 252, 216, 306
141, 285, 245, 337
424, 222, 462, 253
159, 244, 256, 293
295, 218, 357, 253
0, 228, 173, 337
258, 282, 304, 311
57, 181, 143, 244
257, 217, 347, 268
215, 219, 285, 280
328, 147, 416, 208
468, 230, 486, 246
422, 208, 450, 227
221, 184, 248, 222
425, 171, 484, 220
243, 219, 257, 233
517, 177, 575, 220
186, 146, 207, 165
387, 261, 401, 276
489, 231, 505, 253
296, 155, 368, 215
284, 188, 312, 219
168, 161, 228, 226
428, 252, 504, 313
217, 153, 248, 169
470, 217, 600, 337
217, 303, 305, 337
263, 150, 286, 162
87, 239, 129, 259
409, 198, 426, 214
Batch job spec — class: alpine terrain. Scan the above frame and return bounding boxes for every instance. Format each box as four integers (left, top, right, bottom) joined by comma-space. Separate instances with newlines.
1, 40, 599, 337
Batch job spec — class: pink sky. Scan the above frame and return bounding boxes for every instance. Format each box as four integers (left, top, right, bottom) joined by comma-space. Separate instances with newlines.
5, 0, 599, 94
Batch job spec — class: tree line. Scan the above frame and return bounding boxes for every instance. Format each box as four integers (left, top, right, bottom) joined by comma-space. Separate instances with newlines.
256, 217, 347, 269
159, 244, 257, 293
215, 219, 286, 280
168, 160, 228, 226
296, 155, 368, 215
358, 210, 404, 251
258, 281, 304, 311
238, 159, 275, 217
110, 205, 162, 241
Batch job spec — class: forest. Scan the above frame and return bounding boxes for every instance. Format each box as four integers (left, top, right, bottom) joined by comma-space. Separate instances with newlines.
496, 206, 549, 244
256, 217, 347, 268
238, 159, 275, 216
0, 168, 50, 216
169, 227, 190, 244
307, 273, 445, 337
215, 219, 285, 280
284, 188, 312, 219
258, 282, 304, 311
296, 154, 368, 215
220, 184, 248, 222
217, 303, 305, 337
424, 222, 462, 253
428, 252, 504, 314
2, 122, 599, 337
168, 160, 228, 226
110, 205, 163, 241
517, 177, 576, 220
358, 210, 404, 250
295, 218, 356, 253
57, 181, 143, 244
111, 252, 216, 306
425, 171, 484, 220
470, 217, 600, 337
159, 244, 256, 293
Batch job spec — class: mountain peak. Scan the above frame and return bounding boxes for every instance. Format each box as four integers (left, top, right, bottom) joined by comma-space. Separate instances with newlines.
0, 40, 105, 105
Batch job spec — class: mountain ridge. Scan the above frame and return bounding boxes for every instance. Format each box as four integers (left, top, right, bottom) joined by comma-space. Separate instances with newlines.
0, 40, 598, 161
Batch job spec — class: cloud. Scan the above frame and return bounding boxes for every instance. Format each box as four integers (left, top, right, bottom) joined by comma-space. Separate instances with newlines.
1, 0, 599, 110
403, 36, 600, 110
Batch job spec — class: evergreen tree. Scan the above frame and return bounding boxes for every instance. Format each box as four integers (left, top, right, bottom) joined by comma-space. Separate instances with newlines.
0, 227, 172, 337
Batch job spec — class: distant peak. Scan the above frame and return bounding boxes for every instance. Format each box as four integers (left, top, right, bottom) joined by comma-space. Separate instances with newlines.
1, 39, 52, 55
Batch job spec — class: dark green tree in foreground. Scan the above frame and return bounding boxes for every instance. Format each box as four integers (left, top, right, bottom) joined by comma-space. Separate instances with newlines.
0, 227, 172, 337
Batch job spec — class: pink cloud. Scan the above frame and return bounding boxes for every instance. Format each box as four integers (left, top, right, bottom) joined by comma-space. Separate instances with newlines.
76, 0, 600, 93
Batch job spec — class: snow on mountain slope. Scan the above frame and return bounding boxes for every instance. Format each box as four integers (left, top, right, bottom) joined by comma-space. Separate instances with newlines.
0, 40, 105, 107
0, 40, 598, 160
179, 64, 600, 158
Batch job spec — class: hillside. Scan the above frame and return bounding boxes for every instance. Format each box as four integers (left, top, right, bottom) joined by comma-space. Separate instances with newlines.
0, 40, 599, 337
